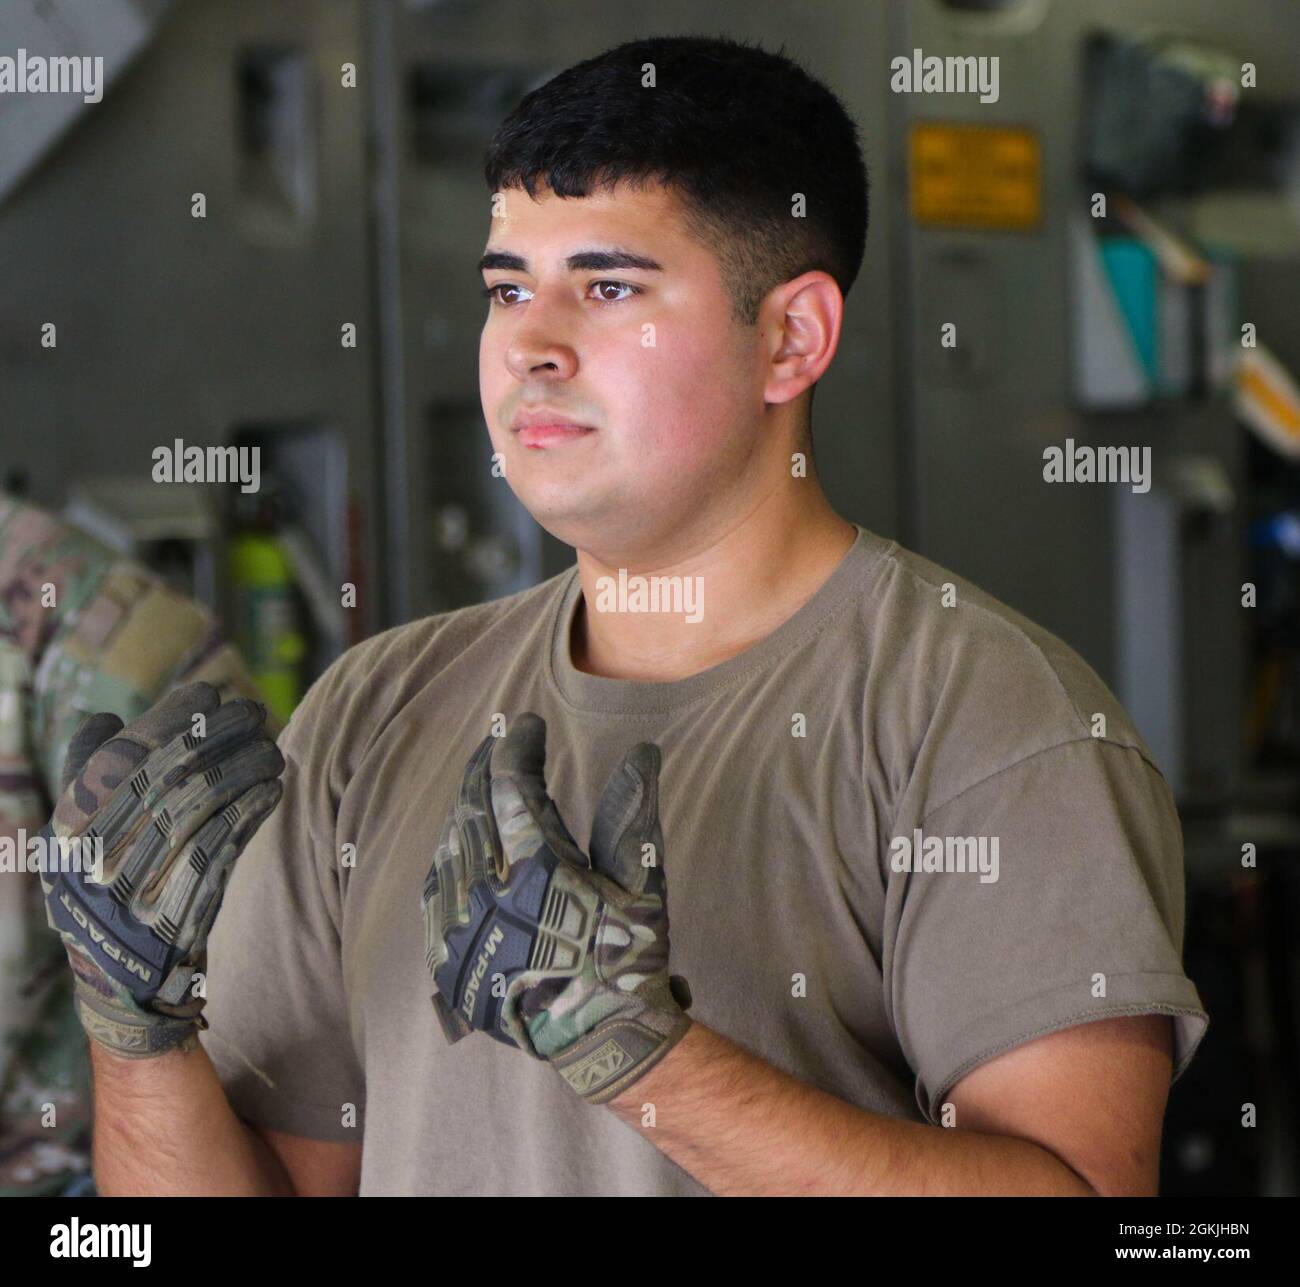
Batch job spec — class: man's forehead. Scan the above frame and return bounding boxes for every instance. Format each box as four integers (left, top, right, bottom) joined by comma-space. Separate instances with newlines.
484, 181, 687, 251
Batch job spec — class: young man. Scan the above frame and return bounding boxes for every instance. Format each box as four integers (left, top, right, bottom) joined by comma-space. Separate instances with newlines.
84, 35, 1207, 1196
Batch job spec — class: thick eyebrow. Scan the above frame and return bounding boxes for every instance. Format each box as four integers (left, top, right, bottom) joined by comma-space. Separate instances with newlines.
477, 248, 664, 274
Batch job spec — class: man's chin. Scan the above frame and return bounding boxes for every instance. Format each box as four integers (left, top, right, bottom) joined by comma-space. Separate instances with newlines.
521, 501, 624, 554
518, 502, 595, 549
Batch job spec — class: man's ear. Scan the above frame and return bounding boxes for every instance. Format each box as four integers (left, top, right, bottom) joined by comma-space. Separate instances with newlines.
762, 271, 843, 408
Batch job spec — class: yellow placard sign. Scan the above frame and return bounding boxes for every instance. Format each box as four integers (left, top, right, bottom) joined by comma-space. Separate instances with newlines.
910, 122, 1041, 230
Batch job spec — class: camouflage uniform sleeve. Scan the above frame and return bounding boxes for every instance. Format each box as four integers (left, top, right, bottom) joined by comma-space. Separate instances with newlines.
29, 561, 282, 796
0, 501, 119, 1191
0, 498, 278, 1192
0, 638, 51, 1089
0, 639, 45, 831
0, 637, 48, 1075
0, 496, 279, 803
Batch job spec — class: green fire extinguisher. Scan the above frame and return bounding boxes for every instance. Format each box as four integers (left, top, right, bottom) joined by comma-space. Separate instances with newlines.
228, 501, 306, 724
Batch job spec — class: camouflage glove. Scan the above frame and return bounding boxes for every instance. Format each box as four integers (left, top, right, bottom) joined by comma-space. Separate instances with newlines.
422, 713, 692, 1104
39, 682, 284, 1058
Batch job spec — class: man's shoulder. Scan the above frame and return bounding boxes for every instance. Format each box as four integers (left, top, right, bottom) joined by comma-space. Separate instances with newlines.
858, 535, 1160, 780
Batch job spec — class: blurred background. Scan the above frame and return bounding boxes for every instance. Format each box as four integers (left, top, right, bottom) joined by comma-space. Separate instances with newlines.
1, 0, 1298, 1195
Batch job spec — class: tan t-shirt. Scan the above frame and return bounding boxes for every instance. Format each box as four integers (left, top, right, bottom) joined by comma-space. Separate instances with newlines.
201, 524, 1209, 1196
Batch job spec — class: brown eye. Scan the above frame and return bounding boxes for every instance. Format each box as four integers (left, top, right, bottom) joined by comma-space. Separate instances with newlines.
482, 283, 528, 306
589, 281, 643, 304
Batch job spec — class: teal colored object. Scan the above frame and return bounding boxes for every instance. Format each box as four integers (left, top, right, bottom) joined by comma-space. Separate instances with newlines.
1100, 237, 1158, 382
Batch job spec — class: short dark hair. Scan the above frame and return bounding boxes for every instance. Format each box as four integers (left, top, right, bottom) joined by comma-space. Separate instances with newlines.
484, 35, 870, 327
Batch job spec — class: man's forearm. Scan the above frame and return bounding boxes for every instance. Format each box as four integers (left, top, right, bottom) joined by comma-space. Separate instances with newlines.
90, 1041, 295, 1196
607, 1022, 1096, 1197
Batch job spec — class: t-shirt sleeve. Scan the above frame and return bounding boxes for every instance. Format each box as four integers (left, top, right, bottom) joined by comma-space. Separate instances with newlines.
883, 736, 1209, 1126
199, 660, 365, 1143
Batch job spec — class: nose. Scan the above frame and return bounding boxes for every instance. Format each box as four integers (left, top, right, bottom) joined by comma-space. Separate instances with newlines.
503, 298, 579, 382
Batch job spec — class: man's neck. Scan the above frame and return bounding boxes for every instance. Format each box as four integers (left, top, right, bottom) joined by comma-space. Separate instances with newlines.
569, 496, 857, 683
